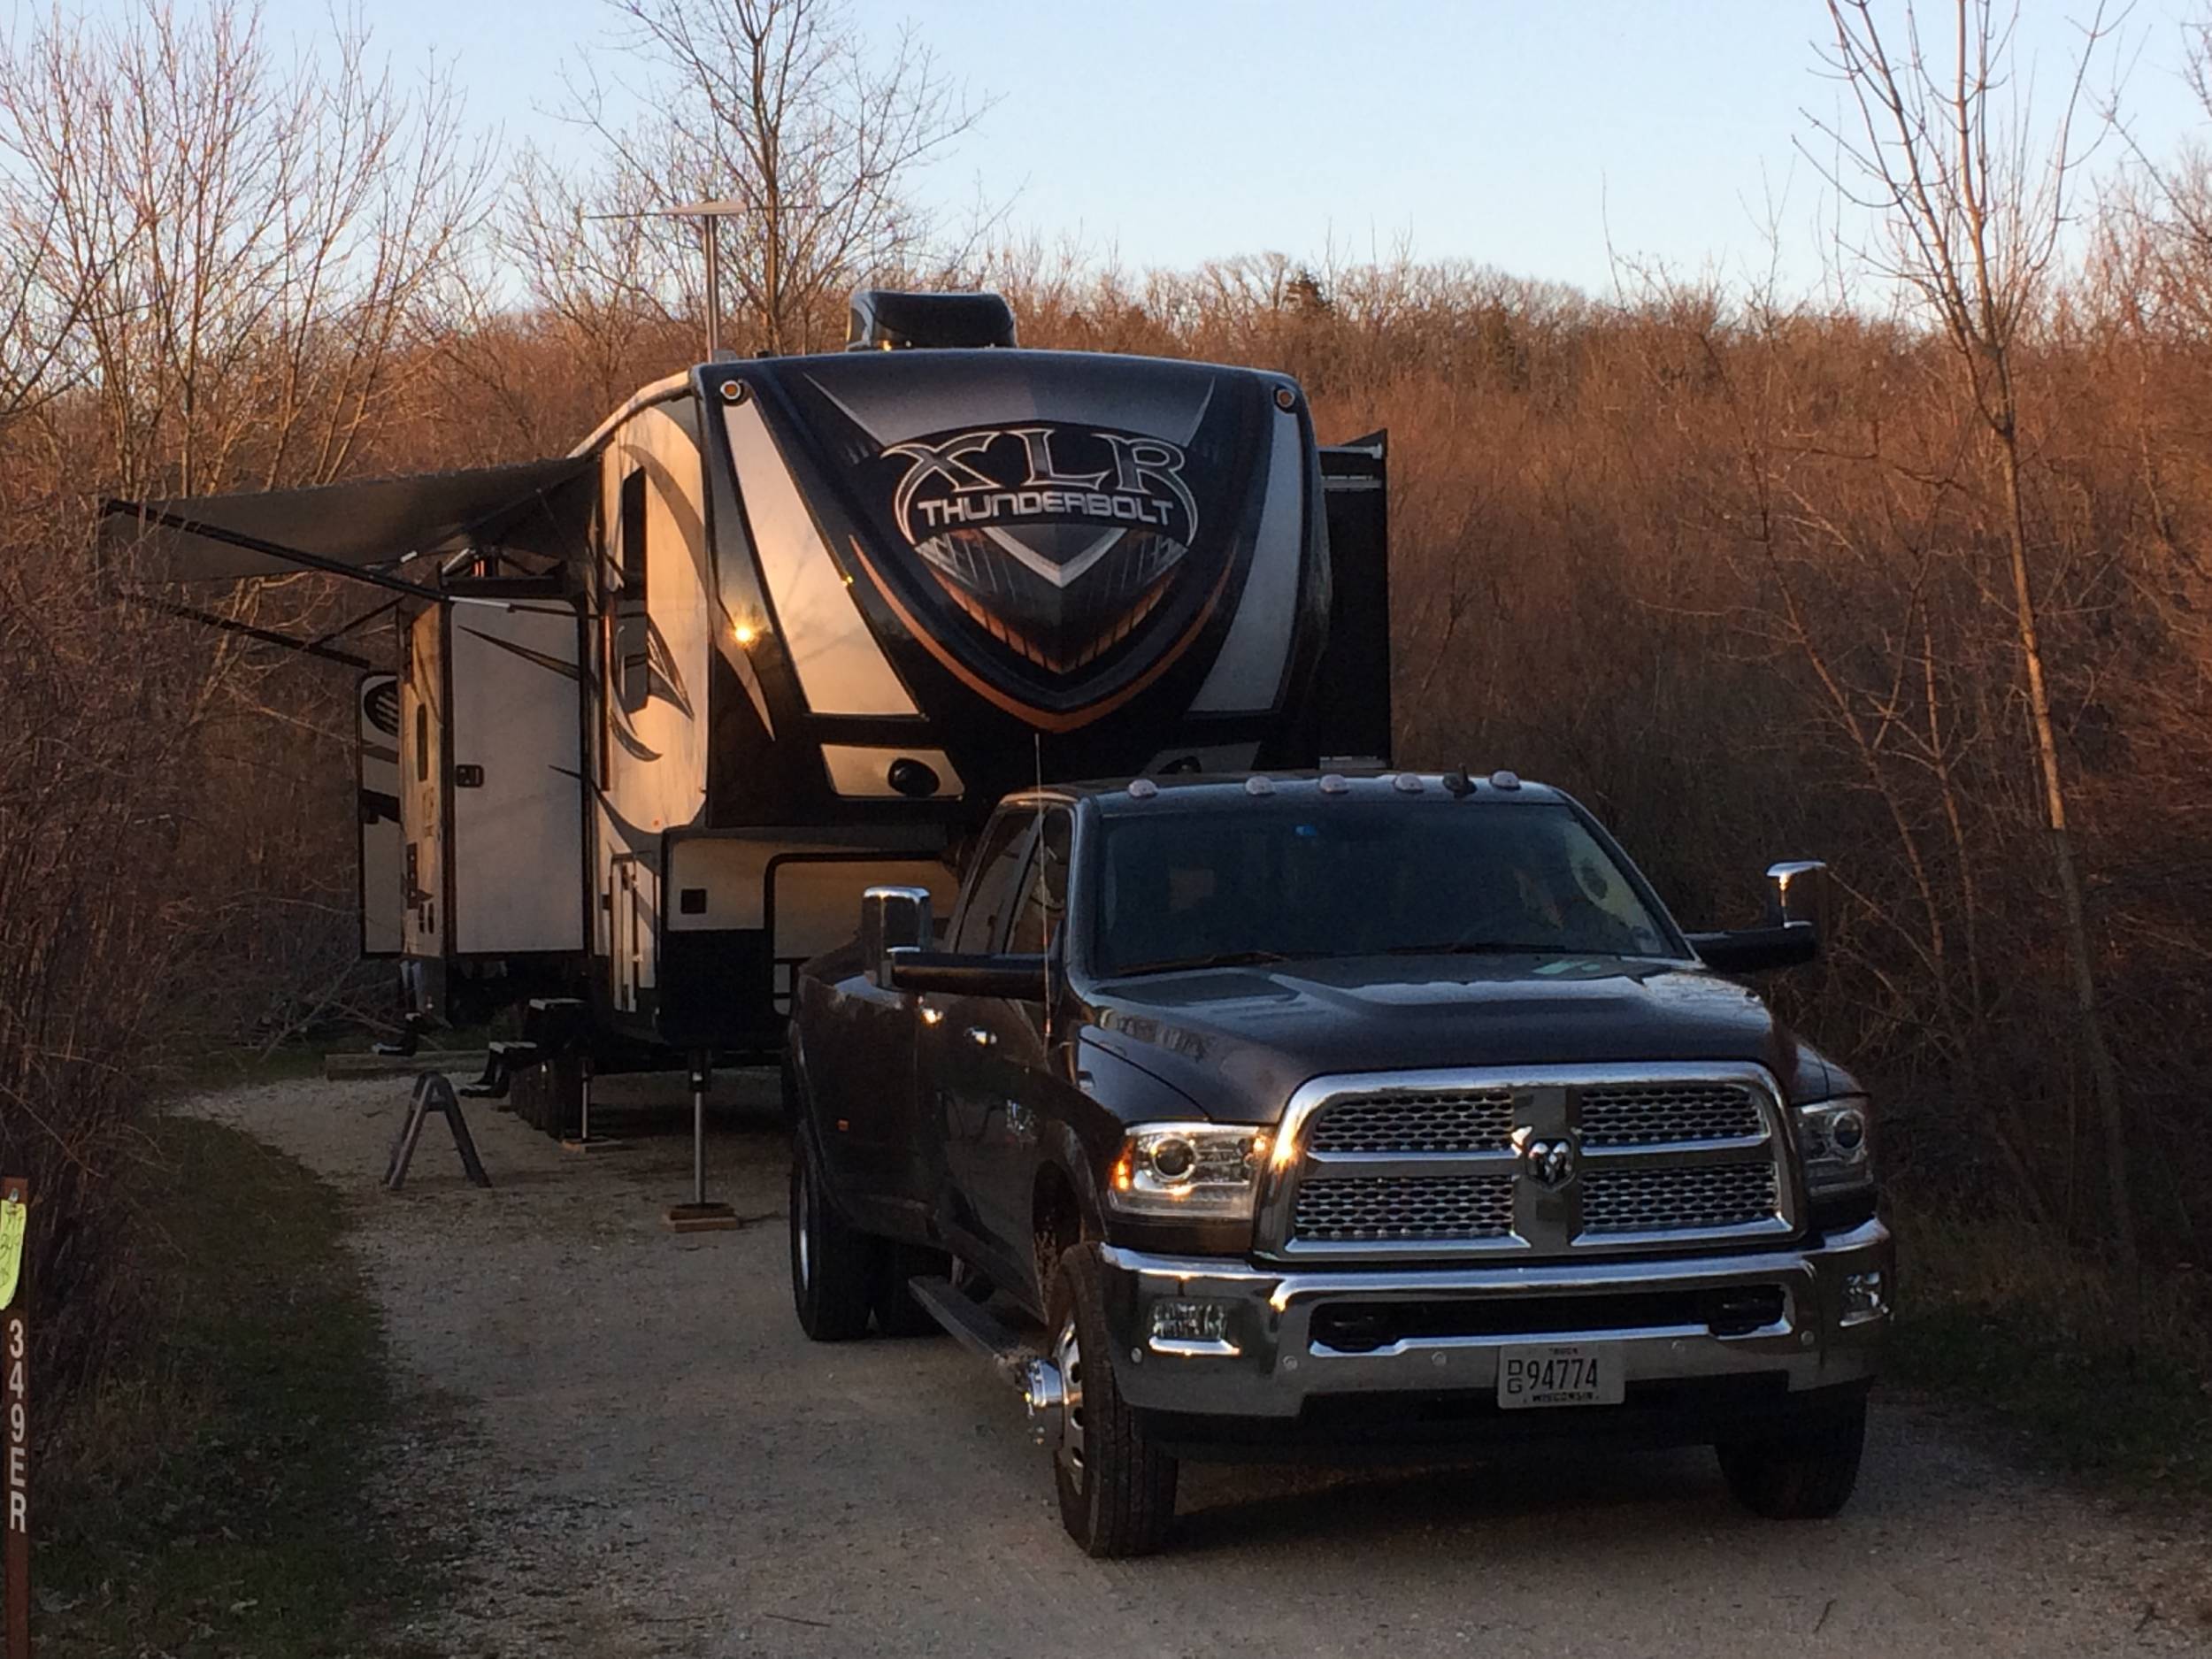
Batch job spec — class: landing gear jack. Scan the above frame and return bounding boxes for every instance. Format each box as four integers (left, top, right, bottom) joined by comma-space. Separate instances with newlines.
664, 1051, 739, 1233
560, 1054, 626, 1153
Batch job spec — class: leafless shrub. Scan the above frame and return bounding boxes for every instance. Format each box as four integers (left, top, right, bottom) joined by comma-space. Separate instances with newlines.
10, 0, 2212, 1395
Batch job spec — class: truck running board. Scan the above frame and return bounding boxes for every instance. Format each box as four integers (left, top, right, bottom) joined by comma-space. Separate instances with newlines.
906, 1276, 1046, 1399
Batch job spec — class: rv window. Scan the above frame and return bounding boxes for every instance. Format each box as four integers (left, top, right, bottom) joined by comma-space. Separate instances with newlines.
617, 468, 649, 714
949, 815, 1032, 955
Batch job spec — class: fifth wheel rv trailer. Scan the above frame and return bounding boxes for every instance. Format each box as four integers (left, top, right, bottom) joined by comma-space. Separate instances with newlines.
106, 290, 1391, 1097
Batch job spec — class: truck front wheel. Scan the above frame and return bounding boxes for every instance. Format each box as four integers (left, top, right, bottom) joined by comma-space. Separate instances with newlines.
1716, 1398, 1868, 1519
1046, 1244, 1178, 1557
789, 1132, 874, 1342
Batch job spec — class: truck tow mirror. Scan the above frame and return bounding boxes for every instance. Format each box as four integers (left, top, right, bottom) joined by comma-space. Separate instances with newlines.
1763, 860, 1832, 940
862, 886, 935, 990
1686, 925, 1818, 974
887, 950, 1050, 1002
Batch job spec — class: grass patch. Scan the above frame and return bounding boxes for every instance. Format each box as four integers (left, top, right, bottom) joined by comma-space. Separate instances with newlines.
163, 1041, 334, 1093
1891, 1205, 2212, 1501
26, 1116, 448, 1657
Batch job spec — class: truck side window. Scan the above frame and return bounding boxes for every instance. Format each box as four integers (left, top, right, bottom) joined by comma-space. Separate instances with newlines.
949, 815, 1032, 954
1008, 810, 1071, 956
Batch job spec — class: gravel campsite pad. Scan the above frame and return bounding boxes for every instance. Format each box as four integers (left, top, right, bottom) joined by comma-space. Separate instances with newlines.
188, 1077, 2212, 1658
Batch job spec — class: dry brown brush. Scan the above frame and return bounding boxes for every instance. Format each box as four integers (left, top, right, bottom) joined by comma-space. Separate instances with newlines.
6, 0, 2211, 1403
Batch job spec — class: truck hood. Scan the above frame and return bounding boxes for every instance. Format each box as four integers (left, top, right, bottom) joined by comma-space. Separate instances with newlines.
1079, 953, 1827, 1122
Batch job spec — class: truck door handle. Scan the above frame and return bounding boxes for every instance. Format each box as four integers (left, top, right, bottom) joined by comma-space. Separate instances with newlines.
964, 1025, 997, 1048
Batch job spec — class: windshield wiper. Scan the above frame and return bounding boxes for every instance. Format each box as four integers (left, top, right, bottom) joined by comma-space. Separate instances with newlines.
1109, 949, 1299, 977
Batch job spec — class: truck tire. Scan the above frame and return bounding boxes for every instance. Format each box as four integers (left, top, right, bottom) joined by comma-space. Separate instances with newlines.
872, 1242, 949, 1338
789, 1131, 874, 1342
1716, 1398, 1867, 1519
1046, 1244, 1177, 1557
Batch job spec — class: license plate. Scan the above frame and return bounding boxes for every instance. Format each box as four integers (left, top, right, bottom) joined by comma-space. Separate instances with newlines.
1496, 1342, 1624, 1409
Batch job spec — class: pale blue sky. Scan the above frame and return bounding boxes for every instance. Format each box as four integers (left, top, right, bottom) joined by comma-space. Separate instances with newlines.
253, 1, 2212, 296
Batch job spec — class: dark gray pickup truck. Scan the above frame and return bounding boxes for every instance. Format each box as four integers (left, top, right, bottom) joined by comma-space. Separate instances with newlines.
785, 771, 1891, 1556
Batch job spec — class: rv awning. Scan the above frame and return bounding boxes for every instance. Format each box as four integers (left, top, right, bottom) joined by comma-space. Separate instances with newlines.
102, 457, 593, 583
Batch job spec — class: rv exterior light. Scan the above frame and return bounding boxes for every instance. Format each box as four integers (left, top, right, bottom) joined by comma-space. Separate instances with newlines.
1244, 775, 1275, 796
1126, 779, 1159, 800
1489, 769, 1523, 792
1318, 773, 1350, 795
1393, 772, 1425, 794
732, 621, 759, 647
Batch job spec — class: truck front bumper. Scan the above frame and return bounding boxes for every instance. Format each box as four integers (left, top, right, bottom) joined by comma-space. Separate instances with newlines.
1094, 1221, 1893, 1429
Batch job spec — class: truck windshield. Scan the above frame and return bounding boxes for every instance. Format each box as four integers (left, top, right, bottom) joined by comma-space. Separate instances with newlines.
1091, 800, 1681, 977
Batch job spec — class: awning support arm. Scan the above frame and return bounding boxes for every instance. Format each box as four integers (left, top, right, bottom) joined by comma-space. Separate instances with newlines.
100, 498, 448, 603
135, 595, 375, 670
309, 596, 402, 650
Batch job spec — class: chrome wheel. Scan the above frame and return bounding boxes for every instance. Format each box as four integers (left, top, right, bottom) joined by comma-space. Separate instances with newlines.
1054, 1308, 1087, 1492
794, 1158, 813, 1292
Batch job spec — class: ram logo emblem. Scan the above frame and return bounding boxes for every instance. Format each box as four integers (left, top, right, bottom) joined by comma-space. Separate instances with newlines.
1520, 1135, 1577, 1189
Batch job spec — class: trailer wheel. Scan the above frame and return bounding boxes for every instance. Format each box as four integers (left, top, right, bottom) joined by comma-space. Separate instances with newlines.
1046, 1243, 1178, 1557
540, 1050, 583, 1140
789, 1132, 873, 1342
1716, 1398, 1867, 1519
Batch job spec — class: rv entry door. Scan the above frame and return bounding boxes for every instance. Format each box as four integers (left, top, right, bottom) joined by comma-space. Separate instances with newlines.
448, 603, 587, 958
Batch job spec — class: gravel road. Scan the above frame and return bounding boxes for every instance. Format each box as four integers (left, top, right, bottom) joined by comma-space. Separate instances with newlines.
189, 1077, 2212, 1658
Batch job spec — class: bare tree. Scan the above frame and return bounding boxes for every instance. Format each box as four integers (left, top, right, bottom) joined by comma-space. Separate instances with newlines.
518, 0, 993, 355
1810, 0, 2137, 1271
0, 0, 493, 498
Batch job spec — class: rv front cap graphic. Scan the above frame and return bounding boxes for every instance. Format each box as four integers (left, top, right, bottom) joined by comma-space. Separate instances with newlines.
885, 425, 1198, 546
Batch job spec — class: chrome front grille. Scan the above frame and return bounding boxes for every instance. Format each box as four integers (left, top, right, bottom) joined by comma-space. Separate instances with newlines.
1580, 1081, 1762, 1147
1265, 1065, 1797, 1259
1292, 1173, 1515, 1242
1582, 1164, 1779, 1233
1305, 1088, 1514, 1154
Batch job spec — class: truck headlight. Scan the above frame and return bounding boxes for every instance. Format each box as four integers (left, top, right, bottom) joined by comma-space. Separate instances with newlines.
1794, 1095, 1874, 1198
1108, 1123, 1271, 1220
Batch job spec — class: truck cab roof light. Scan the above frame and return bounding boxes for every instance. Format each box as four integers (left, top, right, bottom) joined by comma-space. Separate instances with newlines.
1489, 769, 1523, 792
1318, 773, 1350, 795
1126, 778, 1159, 800
1245, 775, 1275, 796
1393, 772, 1425, 794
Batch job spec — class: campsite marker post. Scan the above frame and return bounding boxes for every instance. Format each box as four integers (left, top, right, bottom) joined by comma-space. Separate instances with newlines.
4, 1175, 29, 1659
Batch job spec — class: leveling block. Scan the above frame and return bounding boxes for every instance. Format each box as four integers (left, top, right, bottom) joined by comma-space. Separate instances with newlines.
664, 1202, 740, 1233
664, 1057, 741, 1233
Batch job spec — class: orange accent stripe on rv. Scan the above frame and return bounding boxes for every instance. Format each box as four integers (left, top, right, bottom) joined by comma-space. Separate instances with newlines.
845, 535, 1234, 734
